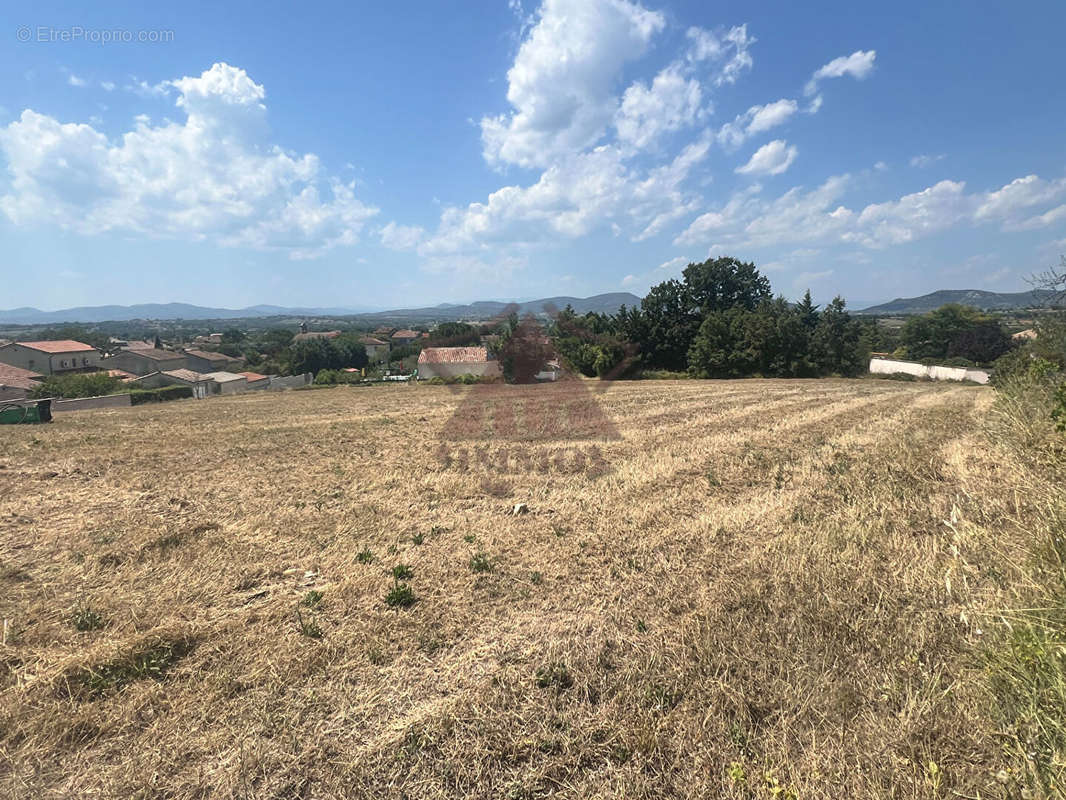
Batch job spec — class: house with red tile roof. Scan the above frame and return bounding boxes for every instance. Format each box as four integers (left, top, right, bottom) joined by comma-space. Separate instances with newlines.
0, 362, 44, 401
391, 329, 421, 346
0, 340, 101, 375
417, 346, 502, 380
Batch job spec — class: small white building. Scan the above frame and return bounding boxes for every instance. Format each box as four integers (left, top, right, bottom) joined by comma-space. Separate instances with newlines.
201, 371, 248, 394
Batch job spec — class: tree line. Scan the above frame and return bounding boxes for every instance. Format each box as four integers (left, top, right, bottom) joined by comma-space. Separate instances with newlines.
549, 256, 1026, 380
551, 257, 871, 379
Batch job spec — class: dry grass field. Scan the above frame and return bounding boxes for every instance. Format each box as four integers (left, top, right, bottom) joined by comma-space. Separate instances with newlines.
0, 378, 1058, 798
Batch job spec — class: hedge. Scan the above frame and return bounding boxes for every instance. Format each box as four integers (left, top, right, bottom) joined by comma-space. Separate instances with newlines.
129, 385, 194, 404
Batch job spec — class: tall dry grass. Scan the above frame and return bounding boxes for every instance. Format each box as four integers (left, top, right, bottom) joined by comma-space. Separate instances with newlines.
0, 378, 1059, 798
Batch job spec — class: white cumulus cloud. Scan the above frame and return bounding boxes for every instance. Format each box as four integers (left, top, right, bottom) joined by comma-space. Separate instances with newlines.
674, 171, 1066, 252
735, 139, 797, 176
480, 0, 666, 169
615, 64, 703, 149
0, 63, 378, 259
804, 50, 876, 96
717, 98, 797, 149
685, 24, 755, 86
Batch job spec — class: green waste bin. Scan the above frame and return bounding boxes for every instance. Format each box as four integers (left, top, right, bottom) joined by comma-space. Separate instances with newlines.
0, 398, 53, 424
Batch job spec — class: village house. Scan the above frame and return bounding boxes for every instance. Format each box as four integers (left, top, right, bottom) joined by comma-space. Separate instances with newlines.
129, 368, 212, 399
359, 336, 390, 361
183, 349, 244, 373
106, 348, 187, 376
417, 346, 502, 380
0, 363, 44, 401
0, 340, 101, 375
391, 329, 421, 347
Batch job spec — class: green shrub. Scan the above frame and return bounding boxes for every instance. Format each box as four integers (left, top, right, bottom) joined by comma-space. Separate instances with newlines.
1053, 382, 1066, 432
128, 385, 194, 404
71, 604, 105, 632
385, 580, 416, 608
30, 372, 121, 399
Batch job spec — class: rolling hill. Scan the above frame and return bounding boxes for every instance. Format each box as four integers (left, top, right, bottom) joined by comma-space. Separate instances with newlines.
0, 293, 642, 325
859, 288, 1056, 314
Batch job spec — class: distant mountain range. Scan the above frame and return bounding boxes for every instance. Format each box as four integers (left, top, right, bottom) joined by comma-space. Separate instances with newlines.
355, 293, 642, 323
0, 293, 642, 325
859, 289, 1057, 315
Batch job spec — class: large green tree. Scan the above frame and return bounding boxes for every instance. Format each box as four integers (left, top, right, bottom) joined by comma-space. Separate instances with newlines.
624, 257, 773, 371
682, 256, 773, 314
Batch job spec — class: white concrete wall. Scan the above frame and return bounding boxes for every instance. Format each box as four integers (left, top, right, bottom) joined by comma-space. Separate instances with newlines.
53, 393, 133, 412
268, 373, 313, 390
869, 358, 990, 384
419, 361, 502, 380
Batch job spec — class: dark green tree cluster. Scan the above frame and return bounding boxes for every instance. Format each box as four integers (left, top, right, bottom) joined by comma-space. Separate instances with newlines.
687, 294, 868, 378
549, 257, 869, 379
550, 307, 634, 378
900, 304, 1011, 364
615, 258, 773, 371
288, 334, 368, 375
429, 322, 481, 347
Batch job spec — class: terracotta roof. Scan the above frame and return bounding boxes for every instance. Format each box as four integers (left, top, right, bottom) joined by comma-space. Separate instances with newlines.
0, 363, 44, 390
184, 349, 234, 362
13, 340, 96, 354
161, 369, 206, 383
107, 369, 137, 380
418, 346, 490, 364
359, 336, 389, 346
123, 348, 183, 361
1012, 329, 1038, 340
238, 371, 268, 382
392, 329, 420, 339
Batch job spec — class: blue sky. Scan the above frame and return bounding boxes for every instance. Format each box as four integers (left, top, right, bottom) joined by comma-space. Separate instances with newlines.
1, 0, 1064, 311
